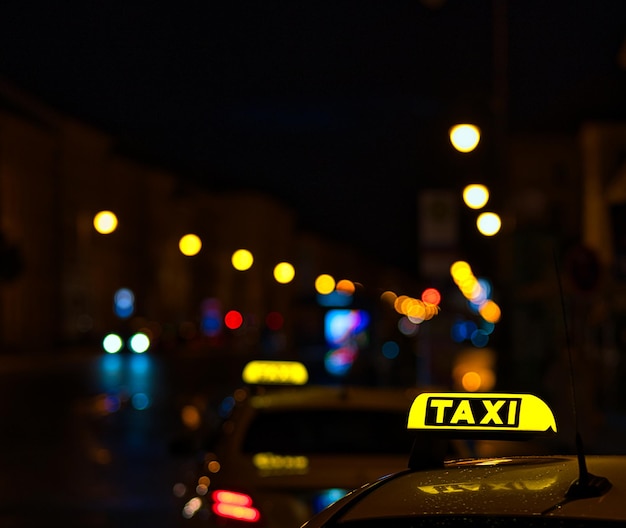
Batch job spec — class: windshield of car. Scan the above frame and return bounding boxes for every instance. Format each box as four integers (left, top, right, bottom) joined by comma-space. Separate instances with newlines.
242, 409, 413, 455
334, 516, 624, 528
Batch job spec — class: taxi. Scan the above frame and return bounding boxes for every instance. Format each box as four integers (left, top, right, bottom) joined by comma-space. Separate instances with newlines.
173, 360, 463, 527
302, 392, 626, 527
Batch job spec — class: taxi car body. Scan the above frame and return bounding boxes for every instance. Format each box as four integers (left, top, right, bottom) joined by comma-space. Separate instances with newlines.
303, 392, 626, 527
174, 360, 458, 527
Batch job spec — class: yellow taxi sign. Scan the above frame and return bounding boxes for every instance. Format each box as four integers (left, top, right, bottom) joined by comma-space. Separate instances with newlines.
407, 393, 557, 433
242, 360, 309, 386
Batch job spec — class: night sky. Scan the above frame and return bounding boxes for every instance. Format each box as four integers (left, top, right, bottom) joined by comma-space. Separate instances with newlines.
0, 1, 625, 270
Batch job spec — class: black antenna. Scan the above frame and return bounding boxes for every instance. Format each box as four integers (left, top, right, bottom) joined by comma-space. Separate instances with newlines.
553, 248, 611, 499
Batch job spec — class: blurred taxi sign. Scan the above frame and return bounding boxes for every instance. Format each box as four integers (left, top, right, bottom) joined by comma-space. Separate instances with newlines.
242, 360, 309, 386
407, 393, 557, 433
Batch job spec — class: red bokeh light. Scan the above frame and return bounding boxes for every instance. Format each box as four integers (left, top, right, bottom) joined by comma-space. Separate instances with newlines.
224, 310, 243, 330
421, 287, 441, 306
265, 311, 284, 331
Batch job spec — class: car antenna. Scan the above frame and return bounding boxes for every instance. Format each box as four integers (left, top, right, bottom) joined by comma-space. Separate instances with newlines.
553, 248, 611, 499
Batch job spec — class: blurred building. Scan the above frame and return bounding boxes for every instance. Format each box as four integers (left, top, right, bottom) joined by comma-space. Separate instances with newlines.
2, 79, 626, 407
0, 82, 419, 360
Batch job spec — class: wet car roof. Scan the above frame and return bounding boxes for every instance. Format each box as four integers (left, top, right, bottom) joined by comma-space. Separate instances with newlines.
307, 456, 626, 526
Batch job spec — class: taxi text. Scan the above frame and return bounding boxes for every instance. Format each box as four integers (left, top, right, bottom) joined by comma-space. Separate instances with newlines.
425, 397, 521, 427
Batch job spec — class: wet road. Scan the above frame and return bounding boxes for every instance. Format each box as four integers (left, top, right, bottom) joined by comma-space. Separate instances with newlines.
0, 349, 246, 527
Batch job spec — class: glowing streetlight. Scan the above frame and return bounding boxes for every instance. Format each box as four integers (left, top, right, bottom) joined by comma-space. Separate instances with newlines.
232, 249, 254, 271
476, 212, 501, 236
449, 124, 481, 153
273, 262, 295, 284
179, 234, 202, 256
315, 274, 335, 294
463, 184, 489, 209
93, 210, 118, 234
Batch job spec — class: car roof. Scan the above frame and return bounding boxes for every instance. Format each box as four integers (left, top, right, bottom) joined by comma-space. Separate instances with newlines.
307, 455, 626, 525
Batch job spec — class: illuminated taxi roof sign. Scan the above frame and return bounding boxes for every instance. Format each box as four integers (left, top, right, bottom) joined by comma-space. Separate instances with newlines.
242, 360, 309, 386
407, 393, 557, 434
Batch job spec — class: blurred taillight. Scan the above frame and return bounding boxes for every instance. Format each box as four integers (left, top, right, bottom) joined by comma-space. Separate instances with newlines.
211, 490, 261, 522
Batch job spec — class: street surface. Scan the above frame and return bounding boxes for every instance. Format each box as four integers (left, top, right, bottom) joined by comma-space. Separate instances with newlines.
0, 349, 245, 528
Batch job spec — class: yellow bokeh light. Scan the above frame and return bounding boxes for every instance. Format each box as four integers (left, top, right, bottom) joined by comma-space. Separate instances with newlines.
273, 262, 295, 284
179, 234, 202, 256
423, 302, 439, 320
93, 210, 118, 234
476, 212, 502, 236
394, 295, 409, 314
450, 261, 472, 283
407, 301, 426, 324
463, 184, 489, 209
336, 279, 355, 295
242, 360, 309, 386
315, 274, 335, 294
449, 124, 481, 153
232, 249, 254, 271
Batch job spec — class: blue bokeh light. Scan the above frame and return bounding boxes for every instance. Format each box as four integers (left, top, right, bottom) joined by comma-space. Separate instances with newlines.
382, 341, 400, 359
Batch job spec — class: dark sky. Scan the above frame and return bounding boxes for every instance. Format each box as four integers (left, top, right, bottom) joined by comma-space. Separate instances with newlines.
0, 1, 625, 271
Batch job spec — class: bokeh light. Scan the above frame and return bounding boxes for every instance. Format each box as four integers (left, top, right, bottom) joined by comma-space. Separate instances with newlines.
224, 310, 243, 330
335, 279, 355, 295
232, 249, 254, 271
452, 348, 496, 392
273, 262, 295, 284
325, 346, 357, 377
463, 184, 490, 209
313, 489, 349, 513
470, 328, 490, 347
113, 288, 134, 319
451, 320, 478, 343
449, 124, 480, 153
129, 332, 150, 353
179, 234, 202, 256
398, 317, 419, 337
476, 212, 502, 236
421, 287, 441, 306
93, 210, 118, 234
382, 341, 400, 359
450, 260, 472, 282
461, 371, 483, 392
181, 405, 201, 430
479, 299, 502, 323
265, 311, 284, 331
102, 333, 123, 353
201, 298, 222, 337
315, 274, 336, 295
242, 360, 309, 385
380, 290, 397, 306
131, 392, 150, 410
450, 261, 502, 338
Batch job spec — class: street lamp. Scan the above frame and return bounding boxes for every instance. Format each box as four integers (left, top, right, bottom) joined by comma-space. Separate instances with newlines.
179, 234, 202, 256
463, 184, 490, 209
93, 210, 118, 234
449, 124, 481, 153
273, 262, 295, 284
232, 249, 254, 271
476, 212, 501, 236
